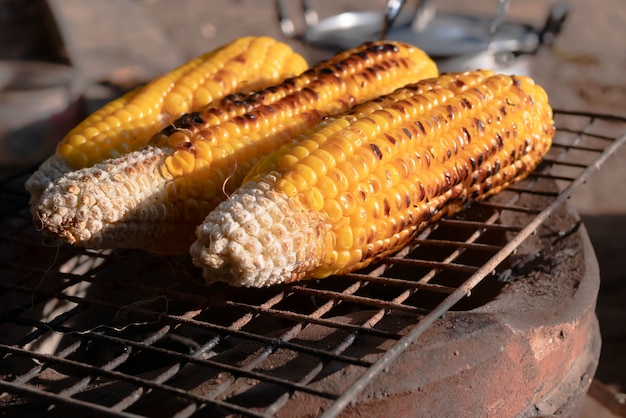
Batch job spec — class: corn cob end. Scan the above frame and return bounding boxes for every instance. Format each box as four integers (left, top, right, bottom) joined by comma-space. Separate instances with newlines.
191, 174, 328, 287
34, 146, 191, 253
25, 155, 74, 206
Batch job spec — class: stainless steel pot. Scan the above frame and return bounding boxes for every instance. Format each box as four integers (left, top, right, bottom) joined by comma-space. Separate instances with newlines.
276, 1, 568, 75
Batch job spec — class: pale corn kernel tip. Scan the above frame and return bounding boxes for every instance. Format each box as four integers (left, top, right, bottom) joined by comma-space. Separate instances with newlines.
192, 176, 329, 287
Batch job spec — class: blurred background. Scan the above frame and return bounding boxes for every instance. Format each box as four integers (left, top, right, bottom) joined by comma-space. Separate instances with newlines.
0, 0, 624, 415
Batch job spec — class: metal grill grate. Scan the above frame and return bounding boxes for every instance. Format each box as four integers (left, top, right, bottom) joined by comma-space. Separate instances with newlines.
0, 110, 625, 417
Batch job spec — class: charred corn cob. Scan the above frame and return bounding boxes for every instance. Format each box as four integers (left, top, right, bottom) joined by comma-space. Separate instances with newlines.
25, 36, 308, 201
33, 41, 438, 255
190, 70, 555, 287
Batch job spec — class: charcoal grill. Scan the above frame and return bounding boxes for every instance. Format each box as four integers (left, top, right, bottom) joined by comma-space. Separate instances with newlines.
0, 109, 625, 417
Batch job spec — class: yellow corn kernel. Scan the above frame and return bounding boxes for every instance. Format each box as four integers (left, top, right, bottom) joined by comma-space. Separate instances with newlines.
338, 192, 358, 216
304, 187, 325, 212
191, 70, 555, 287
165, 155, 183, 178
281, 171, 309, 194
289, 145, 312, 161
276, 154, 299, 170
276, 178, 298, 198
322, 199, 343, 223
317, 176, 339, 199
174, 149, 196, 174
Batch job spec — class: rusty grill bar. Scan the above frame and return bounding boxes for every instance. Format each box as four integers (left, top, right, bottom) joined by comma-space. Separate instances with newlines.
0, 110, 625, 417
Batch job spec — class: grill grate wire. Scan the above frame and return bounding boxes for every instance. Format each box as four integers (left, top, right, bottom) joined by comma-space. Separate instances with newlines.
0, 110, 624, 417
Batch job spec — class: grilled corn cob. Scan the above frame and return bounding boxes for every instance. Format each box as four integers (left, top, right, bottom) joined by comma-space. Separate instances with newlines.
191, 70, 555, 287
25, 36, 308, 201
33, 41, 438, 255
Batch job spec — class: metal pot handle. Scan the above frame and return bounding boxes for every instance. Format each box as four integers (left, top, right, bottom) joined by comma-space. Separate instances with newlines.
275, 0, 318, 39
380, 0, 407, 39
539, 2, 570, 47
